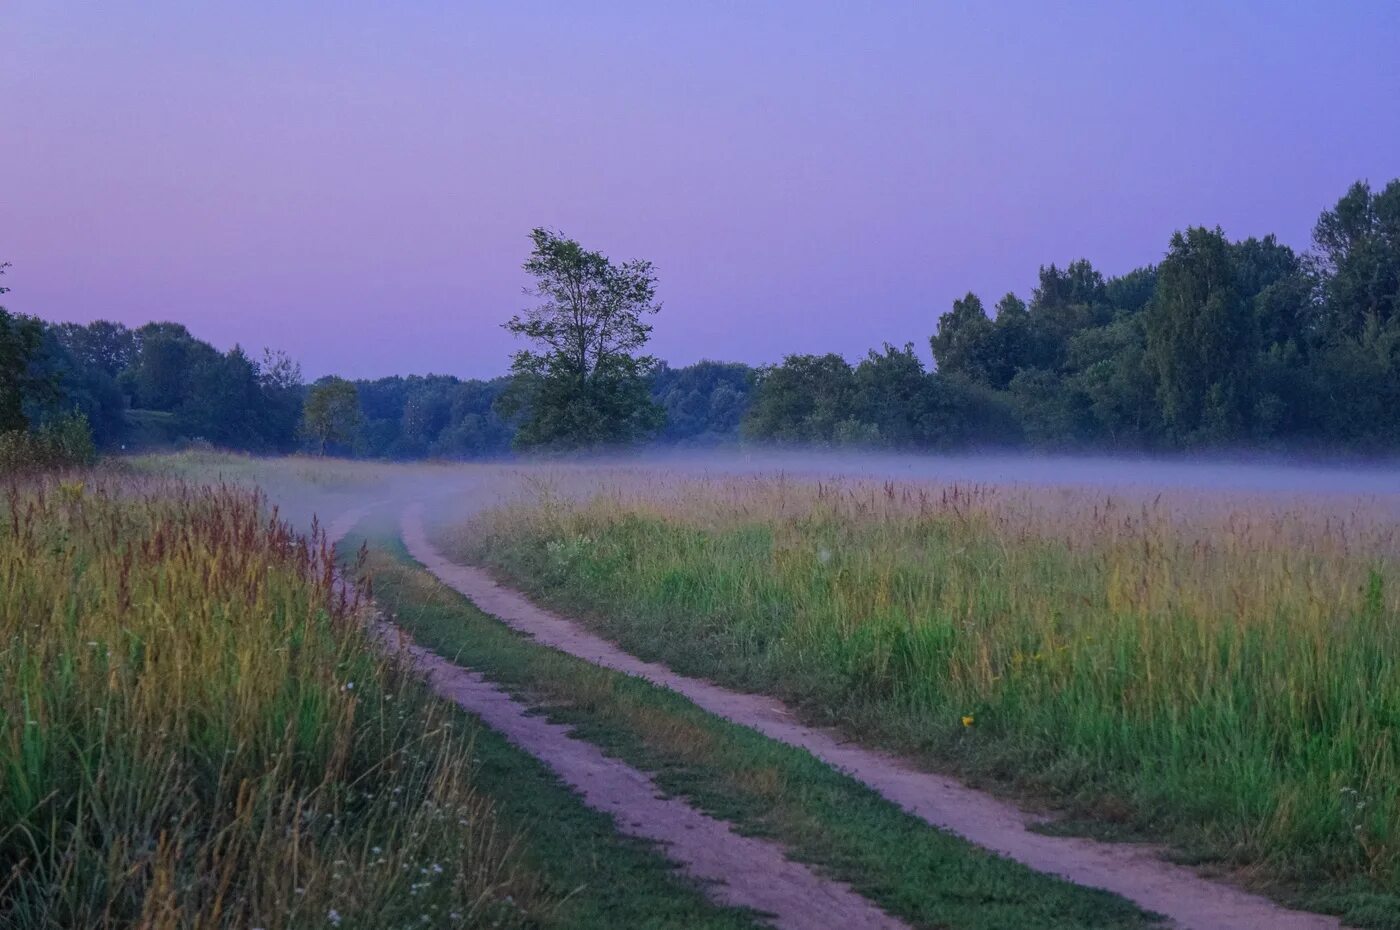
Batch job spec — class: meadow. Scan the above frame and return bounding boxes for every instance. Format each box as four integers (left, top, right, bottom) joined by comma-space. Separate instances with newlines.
357, 529, 1155, 930
454, 469, 1400, 922
0, 473, 549, 927
0, 469, 771, 930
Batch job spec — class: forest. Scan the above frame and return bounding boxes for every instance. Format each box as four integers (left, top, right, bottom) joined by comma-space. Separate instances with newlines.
2, 177, 1397, 462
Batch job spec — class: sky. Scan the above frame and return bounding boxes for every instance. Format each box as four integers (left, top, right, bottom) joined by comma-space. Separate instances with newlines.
3, 2, 1398, 380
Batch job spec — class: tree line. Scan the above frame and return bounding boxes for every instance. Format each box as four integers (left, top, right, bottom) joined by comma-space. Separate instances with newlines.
747, 178, 1400, 452
0, 274, 755, 460
1, 176, 1396, 462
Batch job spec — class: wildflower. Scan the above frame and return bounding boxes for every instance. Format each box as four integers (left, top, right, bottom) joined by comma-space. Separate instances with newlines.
327, 909, 342, 926
961, 714, 975, 727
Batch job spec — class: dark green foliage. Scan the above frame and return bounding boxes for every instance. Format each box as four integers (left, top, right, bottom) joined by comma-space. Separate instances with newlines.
831, 177, 1400, 453
744, 347, 1020, 448
852, 344, 936, 446
46, 318, 312, 452
34, 312, 523, 458
742, 353, 856, 443
930, 293, 998, 383
0, 307, 47, 434
0, 264, 50, 434
1312, 180, 1400, 337
1061, 316, 1160, 446
257, 349, 304, 451
502, 353, 663, 450
1103, 266, 1158, 315
500, 228, 664, 450
0, 412, 96, 472
32, 326, 125, 446
313, 374, 516, 459
123, 322, 204, 411
182, 345, 270, 447
1023, 259, 1114, 373
1, 266, 102, 460
433, 378, 515, 457
52, 320, 138, 377
1146, 227, 1255, 442
853, 344, 1020, 447
1308, 320, 1400, 449
650, 361, 754, 444
300, 377, 362, 454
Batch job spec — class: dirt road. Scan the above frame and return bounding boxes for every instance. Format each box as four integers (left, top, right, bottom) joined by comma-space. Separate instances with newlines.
399, 503, 1345, 930
329, 507, 908, 930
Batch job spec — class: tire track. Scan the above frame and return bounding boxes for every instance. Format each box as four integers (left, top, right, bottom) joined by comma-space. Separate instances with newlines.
329, 507, 909, 930
400, 503, 1344, 930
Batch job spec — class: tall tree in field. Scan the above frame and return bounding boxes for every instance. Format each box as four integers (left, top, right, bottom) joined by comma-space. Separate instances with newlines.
500, 228, 663, 449
301, 377, 362, 454
1146, 227, 1254, 443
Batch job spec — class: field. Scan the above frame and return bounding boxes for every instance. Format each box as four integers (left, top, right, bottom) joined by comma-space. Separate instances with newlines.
0, 470, 762, 929
17, 452, 1395, 928
354, 528, 1156, 930
449, 466, 1400, 921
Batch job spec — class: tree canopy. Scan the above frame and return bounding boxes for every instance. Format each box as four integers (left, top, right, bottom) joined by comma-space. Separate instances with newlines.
500, 228, 664, 449
301, 378, 362, 455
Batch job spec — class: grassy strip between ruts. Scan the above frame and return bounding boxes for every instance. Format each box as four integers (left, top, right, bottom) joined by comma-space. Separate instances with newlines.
354, 529, 1158, 930
376, 653, 766, 930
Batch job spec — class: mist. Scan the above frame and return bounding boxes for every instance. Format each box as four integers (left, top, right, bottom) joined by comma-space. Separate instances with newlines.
635, 448, 1400, 496
206, 447, 1400, 548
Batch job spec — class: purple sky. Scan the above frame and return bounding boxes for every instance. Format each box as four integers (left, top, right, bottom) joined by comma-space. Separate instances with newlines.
4, 2, 1398, 380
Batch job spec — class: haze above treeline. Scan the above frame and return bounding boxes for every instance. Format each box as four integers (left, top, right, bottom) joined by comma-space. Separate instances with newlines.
3, 177, 1399, 459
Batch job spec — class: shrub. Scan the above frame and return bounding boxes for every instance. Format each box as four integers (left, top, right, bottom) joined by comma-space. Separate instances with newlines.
0, 412, 96, 473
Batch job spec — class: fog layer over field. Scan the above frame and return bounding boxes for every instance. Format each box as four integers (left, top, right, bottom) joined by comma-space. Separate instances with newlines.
631, 449, 1400, 496
177, 448, 1400, 534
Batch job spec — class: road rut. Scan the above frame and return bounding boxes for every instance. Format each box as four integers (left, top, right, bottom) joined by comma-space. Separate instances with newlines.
329, 507, 908, 930
400, 503, 1345, 930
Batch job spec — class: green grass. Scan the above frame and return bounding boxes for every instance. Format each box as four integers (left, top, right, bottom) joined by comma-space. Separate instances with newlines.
413, 681, 764, 930
357, 527, 1159, 930
452, 475, 1400, 928
0, 474, 757, 930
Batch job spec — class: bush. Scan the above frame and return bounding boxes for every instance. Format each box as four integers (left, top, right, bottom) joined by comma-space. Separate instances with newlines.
0, 413, 96, 473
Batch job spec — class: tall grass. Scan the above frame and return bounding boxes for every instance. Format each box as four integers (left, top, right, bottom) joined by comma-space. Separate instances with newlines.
462, 473, 1400, 908
1, 475, 544, 929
